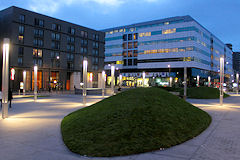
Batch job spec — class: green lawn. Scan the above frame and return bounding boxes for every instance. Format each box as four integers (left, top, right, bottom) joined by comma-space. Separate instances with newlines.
159, 86, 230, 99
187, 87, 230, 99
61, 87, 211, 157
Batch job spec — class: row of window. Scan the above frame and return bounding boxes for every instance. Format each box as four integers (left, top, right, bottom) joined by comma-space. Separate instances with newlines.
123, 59, 138, 66
105, 19, 185, 35
105, 26, 211, 42
18, 47, 99, 67
19, 14, 99, 39
123, 42, 138, 49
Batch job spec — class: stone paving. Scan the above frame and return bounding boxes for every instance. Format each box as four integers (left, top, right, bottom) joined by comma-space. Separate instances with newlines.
0, 94, 240, 160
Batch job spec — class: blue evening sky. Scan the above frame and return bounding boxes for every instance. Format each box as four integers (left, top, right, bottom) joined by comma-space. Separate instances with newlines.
1, 0, 240, 50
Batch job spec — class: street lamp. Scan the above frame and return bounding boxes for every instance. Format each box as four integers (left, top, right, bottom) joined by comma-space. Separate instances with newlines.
220, 57, 224, 105
2, 38, 10, 119
119, 74, 123, 88
142, 71, 146, 87
34, 65, 38, 102
168, 65, 172, 87
23, 70, 26, 95
83, 57, 88, 105
208, 76, 211, 87
236, 73, 239, 94
111, 64, 115, 95
197, 75, 200, 87
184, 67, 187, 100
102, 70, 105, 97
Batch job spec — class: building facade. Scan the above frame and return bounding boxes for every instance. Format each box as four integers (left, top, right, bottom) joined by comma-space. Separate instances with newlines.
233, 52, 240, 74
102, 16, 233, 87
0, 6, 105, 92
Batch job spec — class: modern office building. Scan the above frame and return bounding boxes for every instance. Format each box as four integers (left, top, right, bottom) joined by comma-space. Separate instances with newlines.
233, 52, 240, 74
102, 16, 233, 87
0, 6, 105, 92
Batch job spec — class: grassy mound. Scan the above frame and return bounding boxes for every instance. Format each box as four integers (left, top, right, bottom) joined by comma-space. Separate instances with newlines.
187, 87, 230, 99
61, 87, 211, 157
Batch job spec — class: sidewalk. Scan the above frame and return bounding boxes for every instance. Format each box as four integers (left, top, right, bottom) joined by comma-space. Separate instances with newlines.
0, 95, 240, 160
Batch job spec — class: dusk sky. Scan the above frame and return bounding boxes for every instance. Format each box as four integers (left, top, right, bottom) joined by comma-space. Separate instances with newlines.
1, 0, 240, 50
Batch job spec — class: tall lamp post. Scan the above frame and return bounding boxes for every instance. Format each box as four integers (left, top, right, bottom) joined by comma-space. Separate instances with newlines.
142, 71, 146, 87
184, 67, 187, 100
34, 65, 38, 102
23, 70, 26, 95
83, 58, 88, 105
197, 75, 200, 87
111, 64, 115, 95
220, 57, 224, 105
102, 70, 105, 97
208, 76, 211, 87
119, 74, 123, 88
2, 38, 10, 119
168, 65, 172, 87
236, 73, 239, 94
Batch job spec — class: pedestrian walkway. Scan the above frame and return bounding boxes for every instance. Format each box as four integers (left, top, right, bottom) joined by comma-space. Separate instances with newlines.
0, 95, 240, 160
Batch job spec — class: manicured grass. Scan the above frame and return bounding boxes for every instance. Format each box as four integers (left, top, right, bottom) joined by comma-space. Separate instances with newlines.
159, 86, 230, 99
61, 87, 211, 157
187, 87, 230, 99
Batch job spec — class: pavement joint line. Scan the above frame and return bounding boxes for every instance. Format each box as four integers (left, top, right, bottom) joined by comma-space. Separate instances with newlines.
152, 152, 189, 159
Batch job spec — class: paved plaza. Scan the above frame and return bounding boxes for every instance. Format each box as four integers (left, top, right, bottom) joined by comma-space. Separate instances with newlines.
0, 94, 240, 160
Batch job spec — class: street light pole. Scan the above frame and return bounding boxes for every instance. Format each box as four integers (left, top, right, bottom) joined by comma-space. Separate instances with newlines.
184, 67, 187, 100
23, 70, 26, 95
168, 65, 172, 87
197, 75, 200, 87
83, 58, 88, 105
119, 74, 122, 88
111, 64, 115, 95
102, 70, 105, 97
34, 65, 38, 102
220, 57, 224, 105
142, 71, 145, 87
236, 73, 239, 94
208, 76, 211, 87
2, 38, 10, 119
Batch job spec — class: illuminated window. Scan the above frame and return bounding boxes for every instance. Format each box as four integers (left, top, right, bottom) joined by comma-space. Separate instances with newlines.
133, 33, 138, 40
184, 57, 192, 61
38, 49, 42, 57
162, 28, 176, 34
119, 29, 124, 32
128, 42, 133, 49
123, 43, 127, 49
114, 30, 118, 33
128, 50, 133, 57
123, 51, 127, 57
33, 49, 38, 56
116, 61, 124, 64
18, 35, 24, 43
164, 22, 169, 25
139, 32, 151, 37
133, 50, 138, 57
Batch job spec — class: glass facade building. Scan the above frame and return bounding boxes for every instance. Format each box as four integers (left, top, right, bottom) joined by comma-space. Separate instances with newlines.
102, 16, 233, 87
